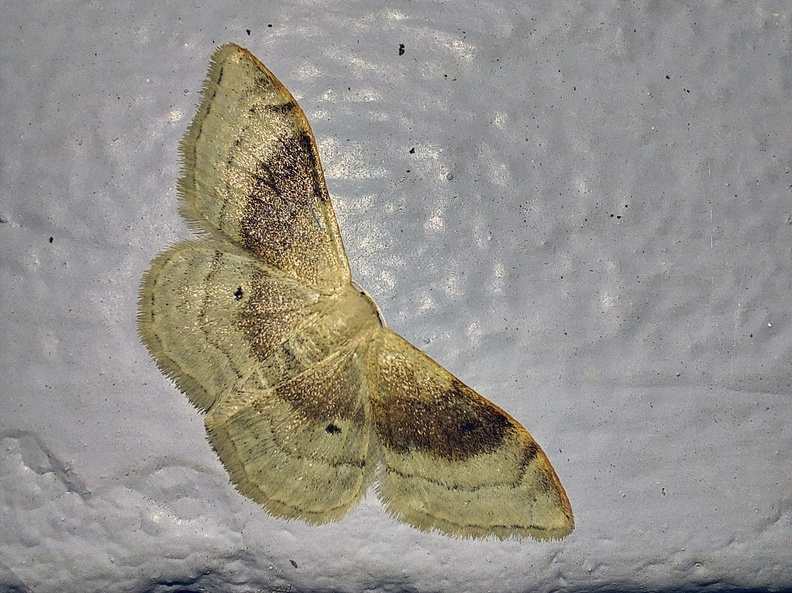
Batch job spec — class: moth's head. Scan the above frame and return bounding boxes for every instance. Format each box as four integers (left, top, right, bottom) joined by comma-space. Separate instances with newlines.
352, 280, 387, 328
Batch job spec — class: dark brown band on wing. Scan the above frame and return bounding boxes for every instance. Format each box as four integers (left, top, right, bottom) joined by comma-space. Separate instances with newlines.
249, 98, 297, 117
239, 131, 328, 268
235, 268, 309, 363
268, 352, 365, 425
373, 377, 515, 461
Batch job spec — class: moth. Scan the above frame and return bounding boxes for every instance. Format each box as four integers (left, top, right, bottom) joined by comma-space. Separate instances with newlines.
138, 43, 573, 539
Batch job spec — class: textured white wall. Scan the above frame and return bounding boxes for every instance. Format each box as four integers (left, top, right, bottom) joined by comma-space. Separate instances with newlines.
1, 2, 790, 592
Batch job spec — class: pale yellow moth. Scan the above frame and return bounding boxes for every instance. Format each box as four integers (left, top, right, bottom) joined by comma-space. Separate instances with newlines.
138, 44, 574, 539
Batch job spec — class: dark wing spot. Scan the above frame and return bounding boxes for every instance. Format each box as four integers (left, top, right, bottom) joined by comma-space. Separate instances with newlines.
234, 286, 244, 300
325, 423, 342, 434
460, 419, 479, 434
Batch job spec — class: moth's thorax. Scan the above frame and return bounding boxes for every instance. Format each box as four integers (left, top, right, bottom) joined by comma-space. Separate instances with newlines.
321, 283, 383, 340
